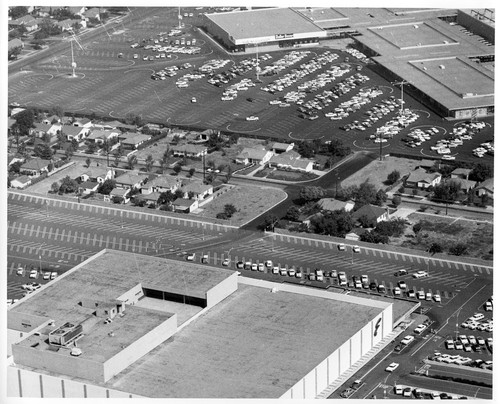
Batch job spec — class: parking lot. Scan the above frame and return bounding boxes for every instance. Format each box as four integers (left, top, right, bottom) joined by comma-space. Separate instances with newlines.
9, 7, 494, 165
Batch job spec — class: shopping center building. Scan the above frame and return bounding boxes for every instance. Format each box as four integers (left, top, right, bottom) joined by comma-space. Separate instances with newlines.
7, 249, 409, 398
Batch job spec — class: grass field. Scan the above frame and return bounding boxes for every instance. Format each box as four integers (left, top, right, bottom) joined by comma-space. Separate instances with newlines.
195, 185, 287, 226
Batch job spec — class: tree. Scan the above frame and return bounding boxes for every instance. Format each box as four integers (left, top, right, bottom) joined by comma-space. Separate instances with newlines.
469, 163, 493, 182
98, 179, 116, 195
58, 176, 78, 194
297, 141, 316, 158
392, 195, 402, 207
158, 191, 175, 205
413, 222, 423, 234
127, 154, 138, 170
85, 157, 92, 168
145, 154, 154, 172
188, 167, 196, 177
360, 230, 389, 244
9, 6, 29, 19
310, 210, 354, 237
354, 181, 377, 207
224, 166, 233, 183
449, 243, 468, 256
8, 46, 23, 60
224, 204, 237, 218
64, 148, 74, 161
174, 189, 184, 199
9, 161, 23, 174
373, 218, 407, 238
15, 109, 35, 135
299, 186, 326, 202
374, 189, 387, 206
262, 214, 279, 231
86, 142, 97, 154
428, 243, 443, 255
285, 205, 301, 221
326, 139, 351, 158
173, 164, 182, 175
50, 181, 60, 193
33, 143, 53, 159
387, 170, 401, 185
187, 191, 195, 199
433, 181, 461, 202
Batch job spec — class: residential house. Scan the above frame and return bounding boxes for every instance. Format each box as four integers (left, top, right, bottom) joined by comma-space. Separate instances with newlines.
271, 142, 294, 154
120, 133, 152, 150
83, 7, 102, 21
61, 125, 90, 142
109, 187, 130, 204
78, 181, 99, 195
268, 150, 314, 172
23, 19, 39, 32
114, 171, 148, 190
172, 198, 199, 213
10, 15, 38, 32
450, 168, 472, 180
10, 175, 32, 189
7, 118, 17, 134
36, 6, 53, 17
8, 38, 24, 51
29, 122, 53, 138
8, 154, 25, 168
345, 228, 366, 242
73, 117, 93, 129
86, 129, 119, 145
79, 166, 114, 184
10, 107, 26, 117
235, 147, 273, 165
143, 123, 162, 132
56, 18, 86, 32
180, 180, 213, 201
317, 198, 355, 213
447, 178, 477, 193
42, 115, 61, 125
474, 178, 494, 199
137, 192, 162, 208
404, 168, 441, 189
198, 129, 217, 141
171, 144, 208, 158
351, 204, 390, 228
142, 176, 181, 195
67, 6, 86, 17
19, 158, 51, 176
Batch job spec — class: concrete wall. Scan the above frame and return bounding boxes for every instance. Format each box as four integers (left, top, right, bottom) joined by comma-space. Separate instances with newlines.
282, 304, 393, 399
12, 343, 104, 384
205, 272, 238, 308
7, 366, 141, 398
103, 313, 178, 382
457, 10, 495, 44
116, 283, 144, 305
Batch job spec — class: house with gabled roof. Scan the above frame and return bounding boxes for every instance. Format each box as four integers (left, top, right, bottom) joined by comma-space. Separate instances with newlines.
172, 198, 199, 213
450, 167, 472, 180
114, 171, 148, 190
317, 198, 355, 213
171, 144, 208, 158
235, 147, 273, 166
10, 175, 32, 189
29, 122, 53, 138
135, 192, 163, 208
61, 125, 89, 142
120, 133, 152, 150
268, 150, 314, 172
109, 187, 130, 204
352, 204, 389, 228
79, 166, 114, 184
447, 178, 477, 193
83, 7, 102, 20
78, 181, 99, 195
19, 158, 51, 176
42, 115, 61, 125
474, 178, 494, 200
142, 176, 181, 195
86, 129, 119, 145
67, 6, 86, 16
73, 117, 93, 128
404, 168, 441, 189
8, 38, 24, 51
56, 18, 85, 32
180, 180, 213, 201
271, 142, 294, 154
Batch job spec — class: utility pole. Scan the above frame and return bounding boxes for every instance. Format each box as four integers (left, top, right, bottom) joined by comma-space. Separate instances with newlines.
393, 80, 411, 115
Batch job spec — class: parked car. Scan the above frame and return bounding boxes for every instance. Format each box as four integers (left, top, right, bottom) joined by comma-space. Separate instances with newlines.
352, 245, 361, 253
413, 270, 429, 278
401, 335, 415, 345
337, 243, 346, 251
414, 324, 427, 334
222, 258, 230, 267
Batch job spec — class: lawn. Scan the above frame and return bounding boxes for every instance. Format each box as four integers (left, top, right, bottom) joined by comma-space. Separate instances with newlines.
340, 156, 425, 191
254, 167, 319, 182
392, 212, 493, 261
195, 185, 287, 226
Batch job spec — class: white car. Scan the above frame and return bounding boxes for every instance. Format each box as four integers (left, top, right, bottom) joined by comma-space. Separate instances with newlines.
50, 272, 58, 280
337, 243, 346, 251
414, 324, 427, 334
186, 253, 195, 261
385, 362, 399, 372
352, 245, 361, 253
272, 266, 280, 274
16, 267, 24, 276
222, 258, 230, 267
413, 270, 429, 278
401, 335, 415, 345
246, 116, 259, 121
265, 260, 273, 269
29, 270, 38, 279
433, 294, 442, 302
43, 272, 51, 280
257, 263, 265, 272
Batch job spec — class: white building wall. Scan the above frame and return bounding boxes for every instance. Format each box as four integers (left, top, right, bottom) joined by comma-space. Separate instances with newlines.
350, 330, 362, 364
303, 367, 316, 398
316, 359, 328, 395
7, 366, 143, 398
205, 272, 238, 308
327, 349, 339, 384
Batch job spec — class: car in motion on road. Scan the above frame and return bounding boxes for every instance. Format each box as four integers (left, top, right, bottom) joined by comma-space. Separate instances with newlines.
246, 115, 259, 121
385, 362, 399, 372
413, 270, 429, 278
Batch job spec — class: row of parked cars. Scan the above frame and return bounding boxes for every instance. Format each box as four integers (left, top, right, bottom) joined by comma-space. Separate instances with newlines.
460, 312, 493, 332
394, 385, 468, 400
445, 333, 492, 353
344, 47, 370, 63
429, 352, 492, 369
369, 109, 420, 143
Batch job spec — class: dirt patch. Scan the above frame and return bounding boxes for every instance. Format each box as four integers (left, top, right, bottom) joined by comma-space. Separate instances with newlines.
341, 156, 423, 190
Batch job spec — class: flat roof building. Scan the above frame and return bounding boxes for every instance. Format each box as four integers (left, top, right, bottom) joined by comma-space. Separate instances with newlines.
7, 249, 399, 399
